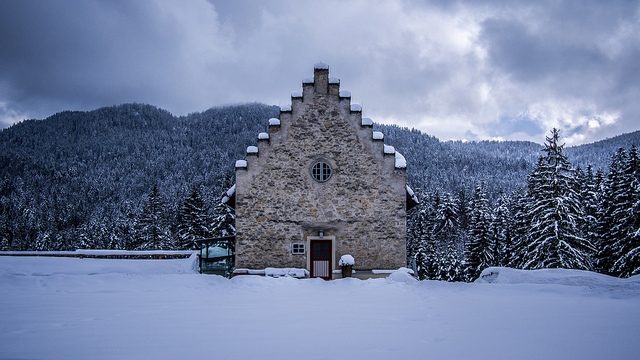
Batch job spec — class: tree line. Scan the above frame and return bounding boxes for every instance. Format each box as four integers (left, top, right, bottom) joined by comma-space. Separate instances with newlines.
408, 129, 640, 280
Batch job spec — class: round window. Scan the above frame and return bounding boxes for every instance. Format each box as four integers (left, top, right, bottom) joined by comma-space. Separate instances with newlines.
311, 161, 332, 182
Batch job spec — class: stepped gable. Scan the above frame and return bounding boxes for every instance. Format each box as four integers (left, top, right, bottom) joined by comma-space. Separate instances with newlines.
231, 63, 415, 279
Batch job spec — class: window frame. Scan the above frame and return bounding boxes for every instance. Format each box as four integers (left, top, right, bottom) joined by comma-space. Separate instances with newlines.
311, 161, 332, 182
291, 242, 306, 255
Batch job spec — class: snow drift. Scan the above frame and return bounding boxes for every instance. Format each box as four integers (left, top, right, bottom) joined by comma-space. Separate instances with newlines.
1, 256, 639, 360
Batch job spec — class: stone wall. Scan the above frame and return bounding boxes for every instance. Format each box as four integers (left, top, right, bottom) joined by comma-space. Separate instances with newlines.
235, 64, 407, 271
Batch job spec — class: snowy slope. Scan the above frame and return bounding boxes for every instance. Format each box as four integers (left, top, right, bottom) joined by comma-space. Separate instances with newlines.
1, 256, 639, 359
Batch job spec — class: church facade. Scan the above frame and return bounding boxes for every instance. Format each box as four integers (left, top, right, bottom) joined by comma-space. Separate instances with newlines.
232, 63, 416, 279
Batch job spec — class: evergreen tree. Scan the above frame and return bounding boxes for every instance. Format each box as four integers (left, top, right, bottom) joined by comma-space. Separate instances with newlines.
577, 165, 602, 269
598, 148, 629, 273
433, 193, 463, 281
465, 183, 494, 281
134, 184, 173, 250
508, 187, 530, 269
490, 193, 516, 267
176, 186, 211, 250
412, 196, 440, 280
210, 201, 236, 238
522, 129, 594, 270
610, 145, 640, 277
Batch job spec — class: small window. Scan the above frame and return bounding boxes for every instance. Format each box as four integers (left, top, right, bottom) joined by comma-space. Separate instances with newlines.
292, 243, 306, 255
311, 161, 332, 182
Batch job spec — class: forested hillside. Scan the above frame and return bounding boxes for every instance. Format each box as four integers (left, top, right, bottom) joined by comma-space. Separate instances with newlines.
0, 103, 278, 251
1, 103, 639, 279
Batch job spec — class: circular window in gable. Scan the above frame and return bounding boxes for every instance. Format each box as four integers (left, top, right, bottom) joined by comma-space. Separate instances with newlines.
311, 161, 332, 182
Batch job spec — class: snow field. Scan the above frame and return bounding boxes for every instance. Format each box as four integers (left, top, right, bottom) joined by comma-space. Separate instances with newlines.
1, 256, 639, 359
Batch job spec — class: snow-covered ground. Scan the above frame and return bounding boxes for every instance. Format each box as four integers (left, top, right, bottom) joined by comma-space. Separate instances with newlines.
1, 255, 639, 359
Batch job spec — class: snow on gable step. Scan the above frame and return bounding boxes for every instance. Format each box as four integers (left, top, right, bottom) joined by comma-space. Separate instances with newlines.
268, 118, 281, 126
395, 151, 407, 169
373, 131, 384, 141
362, 117, 373, 126
235, 159, 247, 169
247, 146, 258, 155
384, 144, 395, 154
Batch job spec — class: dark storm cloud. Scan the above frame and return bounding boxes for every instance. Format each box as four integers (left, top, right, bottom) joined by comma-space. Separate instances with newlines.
1, 2, 162, 103
0, 0, 232, 126
0, 0, 638, 145
480, 19, 606, 83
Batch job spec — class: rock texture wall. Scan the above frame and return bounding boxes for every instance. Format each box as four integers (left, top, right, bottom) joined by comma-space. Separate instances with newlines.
235, 64, 407, 271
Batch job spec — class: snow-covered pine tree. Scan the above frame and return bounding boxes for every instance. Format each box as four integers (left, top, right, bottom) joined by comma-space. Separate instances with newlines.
176, 186, 211, 250
522, 129, 594, 270
433, 192, 464, 281
576, 165, 602, 269
134, 184, 173, 250
490, 192, 517, 267
610, 145, 640, 277
210, 201, 235, 238
508, 187, 531, 269
411, 195, 440, 280
598, 147, 629, 273
465, 182, 494, 281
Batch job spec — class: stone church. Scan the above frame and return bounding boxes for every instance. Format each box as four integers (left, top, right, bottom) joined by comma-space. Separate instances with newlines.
231, 63, 417, 279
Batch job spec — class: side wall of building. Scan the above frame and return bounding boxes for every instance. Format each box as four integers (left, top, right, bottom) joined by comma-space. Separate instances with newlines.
235, 66, 407, 271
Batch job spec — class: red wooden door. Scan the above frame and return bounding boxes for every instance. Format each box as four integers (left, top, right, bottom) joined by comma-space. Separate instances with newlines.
310, 240, 332, 280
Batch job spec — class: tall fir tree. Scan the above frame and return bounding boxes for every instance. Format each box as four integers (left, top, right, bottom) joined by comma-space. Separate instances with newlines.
577, 165, 602, 269
609, 145, 640, 277
134, 184, 173, 250
412, 196, 440, 280
176, 186, 211, 250
433, 192, 463, 281
598, 148, 629, 273
521, 129, 594, 270
490, 192, 516, 267
465, 183, 494, 281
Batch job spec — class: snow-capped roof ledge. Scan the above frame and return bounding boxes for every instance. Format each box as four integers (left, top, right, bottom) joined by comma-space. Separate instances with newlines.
406, 185, 419, 205
395, 151, 407, 169
268, 118, 281, 126
280, 104, 292, 112
329, 77, 340, 84
221, 184, 236, 204
384, 144, 395, 154
258, 132, 269, 140
247, 146, 258, 154
350, 104, 362, 112
314, 62, 329, 70
302, 78, 314, 84
339, 91, 351, 98
235, 160, 247, 169
226, 184, 236, 197
373, 131, 384, 141
362, 118, 373, 126
291, 91, 303, 98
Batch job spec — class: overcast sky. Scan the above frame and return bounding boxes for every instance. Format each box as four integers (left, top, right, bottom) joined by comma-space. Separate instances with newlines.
1, 0, 638, 145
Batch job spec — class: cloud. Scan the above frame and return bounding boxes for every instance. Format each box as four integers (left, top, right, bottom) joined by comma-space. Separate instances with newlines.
0, 0, 638, 145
